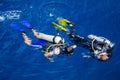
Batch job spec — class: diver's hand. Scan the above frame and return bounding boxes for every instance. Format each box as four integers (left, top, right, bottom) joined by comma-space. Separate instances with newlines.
83, 55, 91, 58
82, 53, 91, 58
48, 58, 54, 62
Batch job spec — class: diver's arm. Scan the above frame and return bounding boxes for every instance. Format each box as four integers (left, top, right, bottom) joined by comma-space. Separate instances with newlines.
82, 53, 92, 58
44, 52, 54, 62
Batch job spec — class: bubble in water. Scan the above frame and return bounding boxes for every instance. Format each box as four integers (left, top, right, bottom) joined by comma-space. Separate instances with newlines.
39, 2, 71, 22
30, 6, 33, 9
4, 10, 22, 20
49, 13, 54, 17
0, 16, 5, 22
0, 10, 22, 21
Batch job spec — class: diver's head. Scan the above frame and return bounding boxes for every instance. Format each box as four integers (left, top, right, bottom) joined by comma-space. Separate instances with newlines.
65, 45, 77, 55
97, 52, 109, 61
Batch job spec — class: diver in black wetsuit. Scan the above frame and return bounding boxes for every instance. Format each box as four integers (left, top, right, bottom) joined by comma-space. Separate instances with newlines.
68, 27, 114, 61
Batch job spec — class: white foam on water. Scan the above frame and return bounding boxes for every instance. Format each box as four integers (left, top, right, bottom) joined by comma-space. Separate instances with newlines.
0, 16, 5, 22
0, 10, 22, 21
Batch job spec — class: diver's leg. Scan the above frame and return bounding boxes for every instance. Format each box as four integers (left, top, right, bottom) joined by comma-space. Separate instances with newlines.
31, 29, 63, 43
22, 32, 31, 45
70, 27, 76, 35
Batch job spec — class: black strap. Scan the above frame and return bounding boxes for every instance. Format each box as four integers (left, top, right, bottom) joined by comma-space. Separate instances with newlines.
53, 33, 62, 43
53, 36, 57, 44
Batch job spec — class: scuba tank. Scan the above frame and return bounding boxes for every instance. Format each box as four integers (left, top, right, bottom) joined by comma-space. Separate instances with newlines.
88, 34, 105, 42
37, 32, 64, 44
88, 34, 114, 48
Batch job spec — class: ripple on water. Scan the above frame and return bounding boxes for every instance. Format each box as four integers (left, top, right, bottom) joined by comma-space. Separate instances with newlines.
38, 2, 71, 31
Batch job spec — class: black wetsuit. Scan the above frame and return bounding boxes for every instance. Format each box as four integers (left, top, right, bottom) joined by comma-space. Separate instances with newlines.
42, 41, 73, 56
68, 27, 112, 57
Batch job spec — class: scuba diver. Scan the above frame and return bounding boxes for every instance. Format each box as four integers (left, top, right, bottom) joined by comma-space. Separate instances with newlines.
69, 33, 114, 61
52, 17, 114, 61
10, 21, 76, 62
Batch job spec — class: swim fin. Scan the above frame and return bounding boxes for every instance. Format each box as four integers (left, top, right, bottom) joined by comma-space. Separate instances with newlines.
10, 23, 24, 32
57, 17, 74, 27
20, 20, 32, 29
51, 22, 68, 32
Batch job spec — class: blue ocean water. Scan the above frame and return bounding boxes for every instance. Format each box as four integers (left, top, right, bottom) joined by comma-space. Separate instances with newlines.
0, 0, 120, 80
